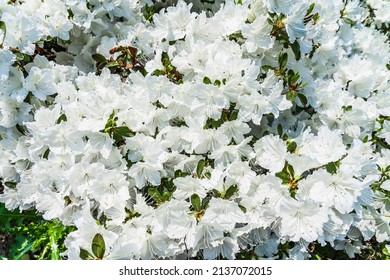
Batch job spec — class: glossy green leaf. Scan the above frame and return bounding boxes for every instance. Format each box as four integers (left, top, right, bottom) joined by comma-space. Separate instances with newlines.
326, 162, 337, 174
79, 248, 95, 260
91, 233, 105, 260
92, 54, 106, 63
276, 171, 290, 184
291, 40, 301, 61
56, 114, 67, 124
115, 126, 134, 138
278, 52, 288, 69
306, 3, 315, 16
224, 185, 238, 199
196, 159, 205, 177
4, 182, 17, 189
287, 141, 297, 153
297, 93, 307, 106
203, 77, 212, 85
191, 194, 201, 212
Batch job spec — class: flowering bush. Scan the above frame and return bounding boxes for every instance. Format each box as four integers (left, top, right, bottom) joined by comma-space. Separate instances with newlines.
1, 0, 390, 260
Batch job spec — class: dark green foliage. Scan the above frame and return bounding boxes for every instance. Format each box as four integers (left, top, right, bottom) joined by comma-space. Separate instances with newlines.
0, 203, 75, 260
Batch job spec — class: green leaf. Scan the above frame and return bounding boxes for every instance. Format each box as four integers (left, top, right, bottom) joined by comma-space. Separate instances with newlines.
291, 73, 300, 84
42, 148, 50, 159
106, 61, 119, 67
228, 32, 244, 42
4, 181, 17, 189
326, 162, 337, 175
297, 93, 307, 106
56, 114, 67, 124
343, 18, 357, 26
0, 21, 6, 45
115, 126, 134, 138
276, 171, 290, 184
277, 124, 283, 137
203, 77, 212, 85
287, 141, 297, 153
211, 189, 221, 197
196, 159, 205, 177
291, 40, 301, 61
15, 52, 25, 61
286, 90, 298, 101
286, 164, 295, 177
13, 240, 35, 260
79, 248, 95, 260
148, 187, 162, 202
162, 192, 172, 202
306, 3, 315, 16
49, 234, 60, 260
191, 194, 201, 212
224, 185, 238, 199
278, 52, 288, 69
261, 65, 276, 72
92, 54, 106, 63
91, 233, 105, 260
238, 205, 247, 213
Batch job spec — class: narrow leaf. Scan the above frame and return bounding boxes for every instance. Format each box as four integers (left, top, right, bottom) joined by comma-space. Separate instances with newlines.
306, 3, 315, 16
278, 52, 288, 69
291, 40, 301, 61
106, 61, 119, 67
196, 159, 205, 177
4, 182, 17, 189
297, 93, 307, 106
56, 114, 67, 124
0, 21, 6, 45
92, 54, 106, 63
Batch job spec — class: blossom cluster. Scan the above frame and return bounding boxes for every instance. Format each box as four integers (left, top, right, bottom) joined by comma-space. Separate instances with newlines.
0, 0, 390, 259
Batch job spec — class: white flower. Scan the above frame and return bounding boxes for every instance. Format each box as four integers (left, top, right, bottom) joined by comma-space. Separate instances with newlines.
377, 120, 390, 144
279, 199, 328, 242
203, 237, 239, 260
0, 48, 15, 80
0, 96, 32, 128
284, 3, 307, 43
218, 120, 251, 144
202, 198, 246, 231
128, 162, 162, 189
301, 169, 367, 214
299, 126, 346, 165
254, 135, 287, 174
24, 67, 56, 101
173, 176, 207, 200
242, 15, 273, 52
